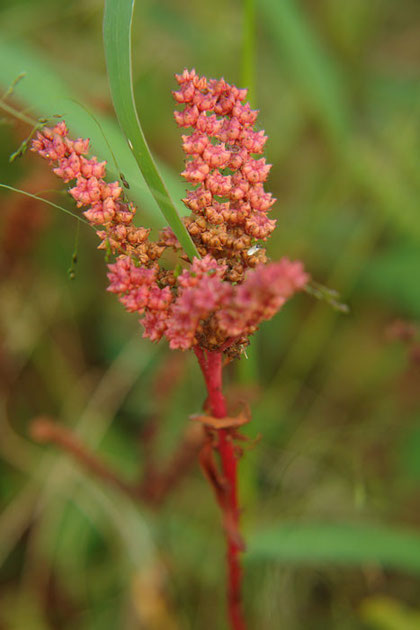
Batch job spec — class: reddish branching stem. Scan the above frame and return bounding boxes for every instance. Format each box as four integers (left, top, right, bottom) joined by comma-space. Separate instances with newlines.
138, 423, 205, 506
31, 417, 138, 498
194, 348, 247, 630
30, 417, 205, 507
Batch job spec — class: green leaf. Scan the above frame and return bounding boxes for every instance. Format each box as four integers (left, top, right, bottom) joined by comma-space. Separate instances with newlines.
360, 596, 420, 630
242, 0, 256, 106
246, 522, 420, 575
103, 0, 199, 261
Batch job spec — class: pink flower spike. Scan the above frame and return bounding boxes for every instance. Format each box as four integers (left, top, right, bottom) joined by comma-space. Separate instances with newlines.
31, 71, 310, 363
217, 259, 309, 338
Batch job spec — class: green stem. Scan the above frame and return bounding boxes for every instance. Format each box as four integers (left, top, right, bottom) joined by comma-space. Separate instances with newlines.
103, 0, 199, 261
242, 0, 256, 105
0, 100, 36, 126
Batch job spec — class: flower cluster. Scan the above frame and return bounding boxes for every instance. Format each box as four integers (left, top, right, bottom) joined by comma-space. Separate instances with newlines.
31, 121, 165, 265
31, 70, 308, 355
217, 259, 308, 338
173, 68, 276, 283
163, 254, 307, 352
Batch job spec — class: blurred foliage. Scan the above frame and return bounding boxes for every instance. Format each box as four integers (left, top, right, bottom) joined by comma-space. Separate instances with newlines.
0, 0, 419, 628
360, 596, 420, 630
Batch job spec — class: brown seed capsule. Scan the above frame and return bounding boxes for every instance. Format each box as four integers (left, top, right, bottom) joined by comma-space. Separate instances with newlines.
188, 222, 202, 236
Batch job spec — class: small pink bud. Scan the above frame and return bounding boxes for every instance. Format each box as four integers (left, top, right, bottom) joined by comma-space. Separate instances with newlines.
181, 159, 210, 184
202, 143, 231, 169
245, 213, 276, 239
242, 158, 271, 184
206, 172, 232, 196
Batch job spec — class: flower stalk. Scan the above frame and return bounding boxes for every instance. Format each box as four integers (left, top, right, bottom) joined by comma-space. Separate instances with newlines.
194, 348, 246, 629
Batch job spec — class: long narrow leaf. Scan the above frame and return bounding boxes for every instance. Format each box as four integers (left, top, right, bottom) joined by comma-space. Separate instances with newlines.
242, 0, 256, 106
103, 0, 199, 260
247, 522, 420, 575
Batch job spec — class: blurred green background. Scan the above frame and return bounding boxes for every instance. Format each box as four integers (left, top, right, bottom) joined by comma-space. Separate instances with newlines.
1, 0, 420, 628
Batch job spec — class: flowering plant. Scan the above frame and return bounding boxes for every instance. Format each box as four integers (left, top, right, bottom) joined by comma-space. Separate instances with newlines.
31, 69, 308, 630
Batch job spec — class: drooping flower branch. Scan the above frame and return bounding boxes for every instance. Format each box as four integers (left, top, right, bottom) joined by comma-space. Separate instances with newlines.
31, 69, 309, 630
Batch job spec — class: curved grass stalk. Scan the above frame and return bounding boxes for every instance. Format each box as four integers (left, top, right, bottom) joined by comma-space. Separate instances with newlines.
242, 0, 256, 106
103, 0, 199, 261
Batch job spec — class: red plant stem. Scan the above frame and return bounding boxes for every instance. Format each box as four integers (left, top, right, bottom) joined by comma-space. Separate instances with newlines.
30, 416, 204, 507
30, 417, 138, 499
194, 348, 247, 630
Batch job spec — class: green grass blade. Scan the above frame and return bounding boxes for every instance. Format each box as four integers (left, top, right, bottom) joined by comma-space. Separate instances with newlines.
103, 0, 199, 260
242, 0, 256, 106
247, 522, 420, 575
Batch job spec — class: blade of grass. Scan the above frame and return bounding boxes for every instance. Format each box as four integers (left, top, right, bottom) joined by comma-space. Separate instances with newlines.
242, 0, 256, 106
247, 522, 420, 576
103, 0, 199, 260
